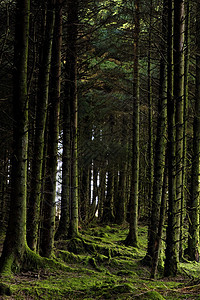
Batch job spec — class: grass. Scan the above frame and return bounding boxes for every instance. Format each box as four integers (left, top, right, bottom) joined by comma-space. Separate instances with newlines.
0, 223, 200, 299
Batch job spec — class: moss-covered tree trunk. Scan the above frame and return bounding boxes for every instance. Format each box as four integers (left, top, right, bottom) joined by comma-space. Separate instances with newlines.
164, 0, 178, 277
66, 0, 79, 239
125, 0, 140, 247
147, 0, 154, 241
145, 0, 167, 268
174, 0, 185, 258
26, 0, 55, 252
188, 2, 200, 261
40, 0, 62, 258
180, 0, 190, 261
0, 0, 30, 274
151, 161, 167, 278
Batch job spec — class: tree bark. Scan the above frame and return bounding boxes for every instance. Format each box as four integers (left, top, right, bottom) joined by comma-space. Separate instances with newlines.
145, 0, 167, 267
0, 0, 30, 274
164, 0, 178, 277
188, 1, 200, 261
26, 0, 55, 252
66, 0, 79, 239
40, 0, 62, 258
180, 0, 190, 261
125, 0, 140, 247
174, 0, 185, 258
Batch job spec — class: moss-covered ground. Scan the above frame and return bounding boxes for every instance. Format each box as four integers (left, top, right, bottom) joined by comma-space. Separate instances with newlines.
1, 223, 200, 299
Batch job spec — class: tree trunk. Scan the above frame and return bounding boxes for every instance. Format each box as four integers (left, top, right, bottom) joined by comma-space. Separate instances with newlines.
40, 0, 62, 258
79, 166, 90, 223
125, 0, 140, 247
0, 0, 30, 274
164, 0, 178, 277
174, 0, 185, 258
188, 1, 200, 261
145, 0, 167, 267
101, 168, 115, 223
147, 0, 154, 244
180, 0, 190, 261
66, 0, 79, 239
151, 162, 167, 278
27, 0, 55, 252
114, 167, 126, 225
55, 80, 70, 240
98, 167, 106, 220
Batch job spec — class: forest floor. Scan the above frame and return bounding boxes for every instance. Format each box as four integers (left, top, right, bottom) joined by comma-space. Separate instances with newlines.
1, 223, 200, 299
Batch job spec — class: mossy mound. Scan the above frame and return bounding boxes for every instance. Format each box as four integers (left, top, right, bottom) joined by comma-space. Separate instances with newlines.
0, 283, 12, 296
56, 249, 82, 264
135, 291, 165, 299
111, 283, 135, 293
116, 269, 138, 277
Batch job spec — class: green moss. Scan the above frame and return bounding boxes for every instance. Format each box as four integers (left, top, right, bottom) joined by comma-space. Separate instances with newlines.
111, 283, 135, 293
0, 253, 15, 276
0, 283, 12, 296
0, 224, 196, 299
56, 249, 81, 264
135, 291, 165, 299
23, 247, 73, 273
116, 269, 138, 277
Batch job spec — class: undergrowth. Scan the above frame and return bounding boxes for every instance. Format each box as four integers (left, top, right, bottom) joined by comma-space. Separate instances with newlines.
0, 224, 200, 299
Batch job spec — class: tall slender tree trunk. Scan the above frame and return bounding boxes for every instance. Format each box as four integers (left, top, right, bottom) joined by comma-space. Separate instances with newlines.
0, 0, 30, 274
164, 0, 178, 277
26, 0, 55, 252
98, 167, 106, 220
79, 166, 90, 223
55, 82, 70, 240
147, 0, 154, 242
101, 168, 115, 223
145, 0, 167, 267
125, 0, 140, 247
151, 162, 168, 278
188, 2, 200, 261
66, 0, 79, 239
114, 166, 127, 225
180, 0, 190, 261
174, 0, 185, 258
40, 0, 62, 258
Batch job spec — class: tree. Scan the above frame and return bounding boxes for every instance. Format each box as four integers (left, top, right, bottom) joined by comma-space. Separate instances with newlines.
145, 0, 167, 271
125, 0, 140, 247
164, 0, 185, 277
40, 0, 62, 258
174, 0, 185, 258
27, 0, 55, 252
65, 0, 79, 238
188, 1, 200, 261
0, 0, 30, 274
